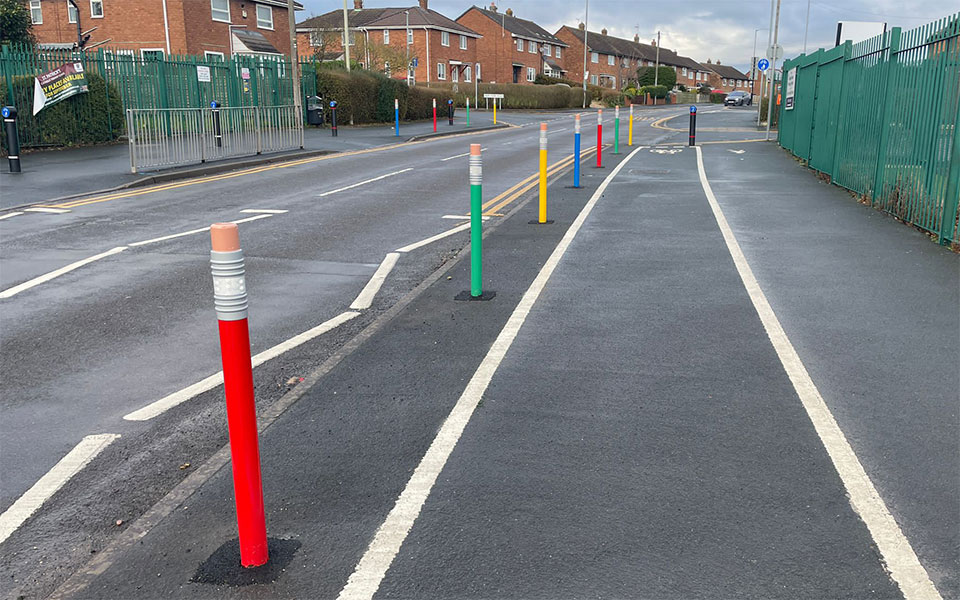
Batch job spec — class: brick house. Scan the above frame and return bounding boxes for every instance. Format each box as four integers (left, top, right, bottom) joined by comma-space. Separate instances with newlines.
703, 61, 751, 93
25, 0, 301, 58
296, 1, 480, 86
455, 4, 567, 85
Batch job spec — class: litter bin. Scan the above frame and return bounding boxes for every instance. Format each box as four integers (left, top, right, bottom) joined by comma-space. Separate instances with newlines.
306, 95, 324, 126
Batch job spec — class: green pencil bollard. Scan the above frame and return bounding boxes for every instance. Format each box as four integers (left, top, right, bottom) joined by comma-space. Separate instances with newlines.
456, 144, 495, 301
613, 105, 621, 155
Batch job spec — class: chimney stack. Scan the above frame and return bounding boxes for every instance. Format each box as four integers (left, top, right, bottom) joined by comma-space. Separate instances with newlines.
633, 34, 639, 43
578, 22, 585, 30
419, 0, 428, 10
651, 39, 656, 46
505, 8, 513, 16
489, 2, 497, 12
601, 28, 607, 35
354, 0, 362, 8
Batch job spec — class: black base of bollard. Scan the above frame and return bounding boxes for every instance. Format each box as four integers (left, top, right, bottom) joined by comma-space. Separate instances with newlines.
455, 291, 496, 301
528, 220, 555, 225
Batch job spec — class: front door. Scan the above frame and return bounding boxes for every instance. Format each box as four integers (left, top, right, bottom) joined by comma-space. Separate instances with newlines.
513, 65, 521, 84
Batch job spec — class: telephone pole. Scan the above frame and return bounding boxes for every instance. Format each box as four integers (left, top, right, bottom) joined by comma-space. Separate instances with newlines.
342, 0, 351, 72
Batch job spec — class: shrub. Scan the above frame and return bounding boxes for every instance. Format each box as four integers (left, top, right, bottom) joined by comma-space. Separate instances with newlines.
636, 66, 677, 90
315, 69, 380, 124
0, 72, 123, 149
407, 86, 451, 120
759, 96, 780, 126
638, 85, 668, 99
534, 74, 576, 86
601, 90, 626, 108
709, 92, 727, 103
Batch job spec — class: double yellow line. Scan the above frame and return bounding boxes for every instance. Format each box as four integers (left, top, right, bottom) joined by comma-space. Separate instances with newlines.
479, 146, 598, 216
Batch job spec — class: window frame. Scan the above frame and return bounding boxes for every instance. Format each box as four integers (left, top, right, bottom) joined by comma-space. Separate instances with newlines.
516, 38, 523, 52
591, 52, 598, 63
256, 4, 273, 30
451, 64, 459, 82
590, 74, 598, 85
204, 50, 226, 61
464, 65, 471, 82
211, 0, 230, 23
526, 67, 536, 82
529, 41, 537, 54
459, 35, 467, 50
90, 0, 103, 18
441, 31, 449, 47
30, 0, 42, 24
607, 54, 614, 66
543, 44, 551, 57
383, 29, 389, 44
67, 1, 78, 23
437, 62, 446, 80
555, 47, 560, 59
141, 48, 166, 60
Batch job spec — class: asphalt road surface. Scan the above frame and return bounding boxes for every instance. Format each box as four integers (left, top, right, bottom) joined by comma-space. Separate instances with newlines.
0, 106, 956, 600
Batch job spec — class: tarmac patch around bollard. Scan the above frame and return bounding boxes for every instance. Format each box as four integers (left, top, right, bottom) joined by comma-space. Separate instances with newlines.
454, 290, 496, 301
192, 537, 300, 586
527, 219, 555, 225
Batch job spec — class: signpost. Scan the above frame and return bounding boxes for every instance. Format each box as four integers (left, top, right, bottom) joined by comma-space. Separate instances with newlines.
484, 93, 503, 123
757, 58, 770, 72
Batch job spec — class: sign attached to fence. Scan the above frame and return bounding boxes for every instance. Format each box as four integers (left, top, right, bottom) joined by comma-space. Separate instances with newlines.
784, 67, 797, 110
197, 65, 212, 83
483, 93, 505, 99
32, 62, 88, 116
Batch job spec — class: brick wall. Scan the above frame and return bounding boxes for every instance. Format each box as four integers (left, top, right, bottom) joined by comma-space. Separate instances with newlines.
555, 27, 622, 88
456, 8, 555, 85
27, 0, 293, 57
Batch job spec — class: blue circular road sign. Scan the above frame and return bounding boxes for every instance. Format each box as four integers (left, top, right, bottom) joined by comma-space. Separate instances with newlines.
758, 58, 770, 72
1, 107, 10, 118
690, 105, 697, 114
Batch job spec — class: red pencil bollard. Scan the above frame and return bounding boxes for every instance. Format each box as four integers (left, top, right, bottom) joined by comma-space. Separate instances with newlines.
596, 109, 603, 168
210, 223, 268, 568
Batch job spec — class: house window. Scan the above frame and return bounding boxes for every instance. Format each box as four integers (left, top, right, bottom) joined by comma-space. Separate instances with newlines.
555, 47, 560, 59
544, 45, 551, 57
527, 67, 535, 82
342, 30, 356, 46
591, 52, 598, 63
608, 55, 614, 66
256, 5, 273, 29
407, 29, 413, 44
696, 72, 701, 81
529, 42, 536, 54
383, 29, 389, 44
90, 0, 103, 18
516, 38, 523, 52
722, 78, 727, 85
460, 35, 467, 50
67, 1, 78, 23
29, 0, 41, 24
441, 31, 449, 46
205, 51, 225, 61
682, 67, 687, 77
437, 62, 446, 80
464, 65, 471, 82
590, 74, 598, 85
141, 49, 165, 60
211, 0, 229, 23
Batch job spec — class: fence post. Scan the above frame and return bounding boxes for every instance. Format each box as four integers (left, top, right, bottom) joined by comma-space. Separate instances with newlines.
871, 27, 901, 207
200, 108, 207, 163
256, 106, 263, 154
830, 41, 853, 179
939, 96, 960, 245
127, 109, 136, 173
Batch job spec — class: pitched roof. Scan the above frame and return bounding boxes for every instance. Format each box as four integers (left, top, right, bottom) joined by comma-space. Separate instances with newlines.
705, 63, 749, 79
463, 7, 567, 46
297, 6, 480, 37
233, 30, 281, 54
556, 26, 705, 71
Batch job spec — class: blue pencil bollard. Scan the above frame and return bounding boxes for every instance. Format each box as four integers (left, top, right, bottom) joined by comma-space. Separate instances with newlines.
573, 113, 581, 188
394, 98, 399, 137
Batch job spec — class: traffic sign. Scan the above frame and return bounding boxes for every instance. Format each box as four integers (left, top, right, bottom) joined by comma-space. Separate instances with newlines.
765, 45, 783, 60
757, 58, 770, 72
411, 57, 418, 67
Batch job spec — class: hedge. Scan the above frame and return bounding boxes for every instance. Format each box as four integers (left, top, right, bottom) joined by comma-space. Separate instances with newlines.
709, 92, 728, 103
0, 72, 123, 149
601, 90, 626, 107
638, 85, 668, 99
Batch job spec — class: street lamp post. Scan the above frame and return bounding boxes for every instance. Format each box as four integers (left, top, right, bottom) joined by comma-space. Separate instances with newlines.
654, 30, 660, 87
405, 10, 411, 85
342, 0, 351, 72
765, 0, 781, 141
582, 0, 589, 109
753, 27, 767, 119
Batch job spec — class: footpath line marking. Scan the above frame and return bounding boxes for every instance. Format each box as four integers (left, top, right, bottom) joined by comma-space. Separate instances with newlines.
0, 434, 120, 545
123, 311, 360, 421
337, 144, 647, 600
350, 253, 400, 310
395, 223, 469, 254
319, 168, 413, 198
0, 246, 127, 299
24, 207, 71, 214
694, 146, 942, 600
0, 211, 24, 220
127, 214, 272, 247
240, 209, 288, 214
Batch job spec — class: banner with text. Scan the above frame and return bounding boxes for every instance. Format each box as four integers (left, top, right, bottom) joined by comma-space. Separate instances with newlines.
33, 62, 89, 115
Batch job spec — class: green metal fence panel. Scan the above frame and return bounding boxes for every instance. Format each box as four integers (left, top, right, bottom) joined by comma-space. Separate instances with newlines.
779, 13, 960, 245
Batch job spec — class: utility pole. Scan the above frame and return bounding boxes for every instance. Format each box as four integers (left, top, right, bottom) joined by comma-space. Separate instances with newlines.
342, 0, 351, 72
753, 28, 767, 109
288, 0, 301, 117
802, 0, 811, 53
582, 0, 589, 109
654, 30, 660, 87
765, 0, 781, 141
760, 0, 774, 126
405, 10, 410, 85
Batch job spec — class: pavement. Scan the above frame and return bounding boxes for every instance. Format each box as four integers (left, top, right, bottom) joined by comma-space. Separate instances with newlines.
1, 105, 956, 600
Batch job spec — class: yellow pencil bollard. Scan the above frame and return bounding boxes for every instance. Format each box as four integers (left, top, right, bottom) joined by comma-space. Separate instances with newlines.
530, 122, 553, 225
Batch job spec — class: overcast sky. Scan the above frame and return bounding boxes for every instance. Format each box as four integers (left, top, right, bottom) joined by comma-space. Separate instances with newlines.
296, 1, 954, 72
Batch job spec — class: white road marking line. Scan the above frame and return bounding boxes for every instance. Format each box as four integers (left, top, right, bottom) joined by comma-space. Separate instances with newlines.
441, 148, 486, 161
240, 209, 289, 214
395, 223, 470, 253
128, 214, 273, 247
123, 311, 360, 421
547, 128, 569, 134
350, 253, 400, 310
24, 207, 70, 214
0, 246, 127, 299
694, 146, 942, 600
441, 214, 490, 221
337, 145, 646, 600
0, 211, 24, 220
319, 168, 413, 197
0, 434, 119, 545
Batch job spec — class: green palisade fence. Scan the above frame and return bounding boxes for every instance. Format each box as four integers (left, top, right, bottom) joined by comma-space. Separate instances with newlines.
778, 13, 960, 246
1, 43, 316, 149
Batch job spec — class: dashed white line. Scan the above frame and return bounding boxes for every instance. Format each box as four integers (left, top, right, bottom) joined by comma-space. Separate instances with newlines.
319, 168, 413, 197
0, 434, 120, 545
337, 144, 647, 600
350, 253, 400, 310
395, 223, 470, 253
0, 246, 128, 299
123, 311, 361, 421
694, 145, 942, 600
441, 148, 486, 161
24, 207, 70, 214
128, 214, 272, 247
441, 214, 490, 221
0, 211, 24, 220
240, 209, 289, 214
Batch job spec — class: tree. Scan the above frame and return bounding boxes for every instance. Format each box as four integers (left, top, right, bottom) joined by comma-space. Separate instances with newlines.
359, 40, 416, 78
0, 0, 35, 46
636, 66, 676, 90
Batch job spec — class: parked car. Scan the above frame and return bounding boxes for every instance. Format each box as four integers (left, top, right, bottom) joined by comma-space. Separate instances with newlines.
724, 91, 752, 106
